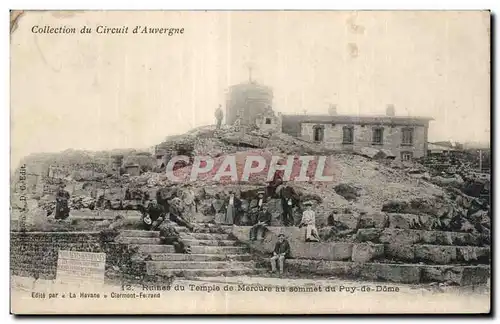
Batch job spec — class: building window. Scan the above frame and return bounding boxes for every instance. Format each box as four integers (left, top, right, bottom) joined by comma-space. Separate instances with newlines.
265, 118, 272, 125
313, 125, 324, 142
401, 151, 413, 161
402, 128, 414, 146
372, 127, 384, 145
342, 126, 354, 144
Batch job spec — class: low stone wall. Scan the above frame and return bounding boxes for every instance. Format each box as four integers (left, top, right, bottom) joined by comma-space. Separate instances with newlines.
10, 231, 142, 280
285, 259, 490, 285
230, 226, 384, 262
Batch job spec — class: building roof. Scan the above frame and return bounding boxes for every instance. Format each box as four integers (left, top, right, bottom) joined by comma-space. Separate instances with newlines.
283, 114, 433, 125
281, 114, 433, 137
428, 143, 457, 152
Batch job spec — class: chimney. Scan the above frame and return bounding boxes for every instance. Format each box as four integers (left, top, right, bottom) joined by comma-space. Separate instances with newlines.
386, 104, 395, 116
328, 104, 337, 116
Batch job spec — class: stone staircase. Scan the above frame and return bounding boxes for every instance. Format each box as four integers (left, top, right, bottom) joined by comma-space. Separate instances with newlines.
117, 226, 267, 278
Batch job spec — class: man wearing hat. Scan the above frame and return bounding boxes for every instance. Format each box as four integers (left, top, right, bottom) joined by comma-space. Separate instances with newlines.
248, 190, 267, 225
249, 204, 271, 241
278, 182, 299, 226
270, 233, 291, 275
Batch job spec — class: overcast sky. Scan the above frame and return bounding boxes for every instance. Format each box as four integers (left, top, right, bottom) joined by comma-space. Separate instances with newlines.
11, 11, 490, 167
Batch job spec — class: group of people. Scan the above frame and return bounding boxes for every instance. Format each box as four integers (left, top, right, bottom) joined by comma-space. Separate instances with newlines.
268, 200, 322, 276
211, 183, 320, 243
137, 198, 193, 254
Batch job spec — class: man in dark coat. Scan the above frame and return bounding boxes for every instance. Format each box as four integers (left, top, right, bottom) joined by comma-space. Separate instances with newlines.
247, 191, 267, 226
249, 205, 271, 241
221, 191, 242, 225
141, 199, 166, 231
266, 167, 284, 198
279, 183, 300, 226
55, 184, 71, 220
270, 234, 291, 275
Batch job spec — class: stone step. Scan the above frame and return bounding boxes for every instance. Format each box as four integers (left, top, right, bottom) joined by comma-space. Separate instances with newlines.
121, 230, 160, 238
140, 253, 253, 262
189, 246, 248, 254
356, 228, 489, 247
134, 244, 175, 253
146, 260, 254, 270
182, 239, 240, 247
385, 244, 490, 265
147, 267, 267, 277
180, 233, 232, 240
286, 259, 490, 285
117, 237, 162, 244
135, 244, 248, 255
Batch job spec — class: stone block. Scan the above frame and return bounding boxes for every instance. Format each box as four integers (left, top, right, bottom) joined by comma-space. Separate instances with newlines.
379, 228, 421, 245
451, 232, 482, 246
460, 266, 490, 286
420, 231, 452, 245
384, 243, 415, 261
351, 243, 384, 263
456, 246, 490, 264
355, 228, 383, 242
358, 212, 388, 229
414, 245, 457, 264
421, 265, 490, 285
286, 259, 362, 277
359, 263, 421, 284
420, 265, 463, 284
334, 213, 360, 230
378, 228, 484, 247
387, 213, 434, 230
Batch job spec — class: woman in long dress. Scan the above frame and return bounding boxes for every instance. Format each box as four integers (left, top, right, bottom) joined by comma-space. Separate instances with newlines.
223, 191, 241, 225
299, 202, 320, 242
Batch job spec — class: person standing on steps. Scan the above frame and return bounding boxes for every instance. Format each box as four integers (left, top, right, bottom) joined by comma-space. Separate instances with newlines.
279, 182, 299, 226
215, 104, 223, 130
222, 190, 242, 225
270, 234, 290, 276
299, 201, 321, 242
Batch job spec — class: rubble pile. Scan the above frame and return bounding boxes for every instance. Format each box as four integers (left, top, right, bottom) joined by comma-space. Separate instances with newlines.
418, 152, 490, 200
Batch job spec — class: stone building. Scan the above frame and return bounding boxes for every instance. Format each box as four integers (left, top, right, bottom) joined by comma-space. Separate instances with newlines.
254, 105, 282, 132
281, 105, 433, 160
225, 81, 274, 127
222, 79, 432, 160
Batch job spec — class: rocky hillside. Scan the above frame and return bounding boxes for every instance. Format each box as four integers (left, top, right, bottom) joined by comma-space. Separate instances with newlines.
12, 125, 490, 236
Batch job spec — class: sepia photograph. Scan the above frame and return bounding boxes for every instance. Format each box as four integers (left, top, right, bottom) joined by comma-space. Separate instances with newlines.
9, 10, 491, 314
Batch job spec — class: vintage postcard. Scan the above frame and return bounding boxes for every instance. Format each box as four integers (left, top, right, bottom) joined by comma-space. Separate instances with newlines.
10, 10, 491, 314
